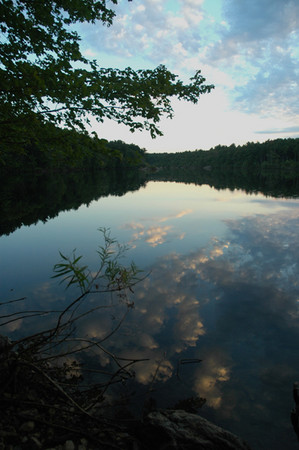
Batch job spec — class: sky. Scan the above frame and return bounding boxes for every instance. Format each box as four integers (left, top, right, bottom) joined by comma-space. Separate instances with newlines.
78, 0, 299, 153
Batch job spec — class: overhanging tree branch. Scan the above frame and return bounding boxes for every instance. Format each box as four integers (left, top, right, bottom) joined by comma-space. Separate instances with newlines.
0, 0, 214, 151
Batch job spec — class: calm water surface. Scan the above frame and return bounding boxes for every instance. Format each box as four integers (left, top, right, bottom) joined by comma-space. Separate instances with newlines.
1, 180, 299, 449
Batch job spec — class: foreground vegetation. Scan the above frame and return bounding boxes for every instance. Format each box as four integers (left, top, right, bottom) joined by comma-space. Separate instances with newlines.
0, 230, 147, 448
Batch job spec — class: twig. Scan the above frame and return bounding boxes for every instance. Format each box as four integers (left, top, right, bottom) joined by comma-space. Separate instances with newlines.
147, 353, 167, 394
51, 291, 89, 338
0, 310, 59, 327
0, 297, 26, 306
21, 360, 94, 419
176, 358, 202, 381
15, 412, 119, 449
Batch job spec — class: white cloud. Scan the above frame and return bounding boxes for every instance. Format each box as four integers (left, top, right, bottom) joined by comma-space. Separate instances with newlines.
167, 16, 189, 30
205, 0, 299, 117
78, 0, 299, 150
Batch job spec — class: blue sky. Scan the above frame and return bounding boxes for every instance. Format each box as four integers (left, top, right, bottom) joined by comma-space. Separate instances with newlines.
78, 0, 299, 152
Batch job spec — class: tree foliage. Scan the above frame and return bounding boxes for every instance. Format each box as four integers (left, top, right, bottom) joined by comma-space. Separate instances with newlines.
146, 138, 299, 174
0, 0, 214, 152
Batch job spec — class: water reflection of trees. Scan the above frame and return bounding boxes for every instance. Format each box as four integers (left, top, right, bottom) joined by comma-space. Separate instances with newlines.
150, 167, 299, 199
0, 169, 147, 236
2, 164, 299, 237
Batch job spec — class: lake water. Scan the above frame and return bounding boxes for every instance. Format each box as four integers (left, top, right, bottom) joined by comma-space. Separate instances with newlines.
1, 178, 299, 449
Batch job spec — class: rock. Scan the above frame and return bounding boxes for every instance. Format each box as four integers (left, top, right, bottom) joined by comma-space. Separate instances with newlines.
0, 335, 12, 361
78, 444, 87, 450
20, 421, 35, 432
143, 409, 251, 450
0, 334, 12, 351
63, 440, 75, 450
77, 437, 87, 450
29, 436, 43, 448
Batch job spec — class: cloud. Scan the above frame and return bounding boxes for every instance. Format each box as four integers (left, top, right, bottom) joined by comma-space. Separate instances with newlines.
115, 207, 299, 424
122, 208, 191, 246
79, 0, 207, 69
255, 126, 299, 135
206, 0, 299, 115
145, 225, 172, 247
174, 301, 206, 347
122, 222, 174, 246
235, 50, 299, 116
223, 0, 299, 43
207, 0, 299, 64
159, 209, 193, 222
193, 352, 231, 408
119, 349, 174, 385
78, 0, 299, 148
68, 205, 299, 416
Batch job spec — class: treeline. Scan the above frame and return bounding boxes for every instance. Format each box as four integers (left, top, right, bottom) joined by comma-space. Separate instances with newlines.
1, 121, 147, 172
146, 138, 299, 174
3, 136, 299, 236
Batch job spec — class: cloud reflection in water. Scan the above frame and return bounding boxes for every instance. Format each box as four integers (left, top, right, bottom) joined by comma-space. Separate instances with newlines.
122, 208, 192, 247
6, 205, 298, 449
112, 208, 299, 448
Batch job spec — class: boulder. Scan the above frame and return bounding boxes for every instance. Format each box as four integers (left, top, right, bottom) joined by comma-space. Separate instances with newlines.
140, 409, 251, 450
